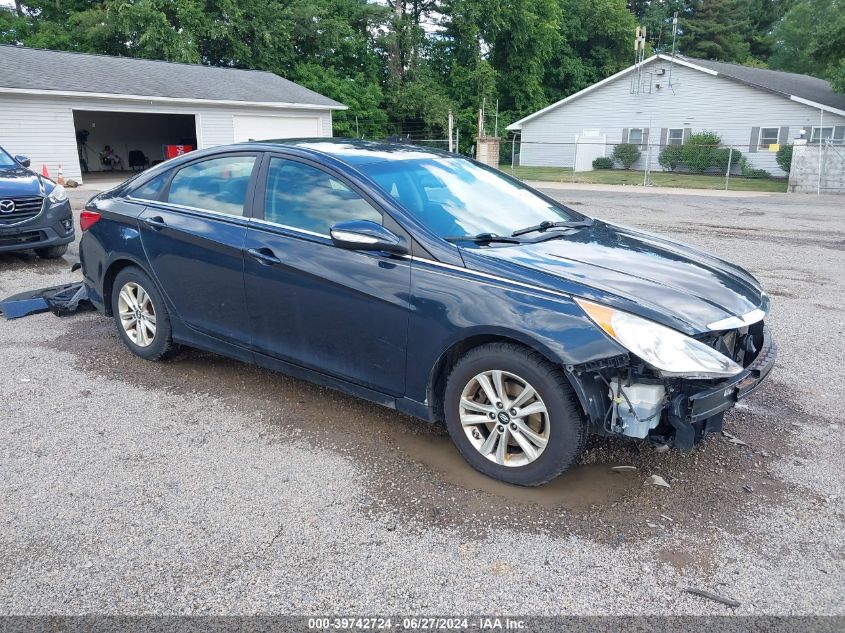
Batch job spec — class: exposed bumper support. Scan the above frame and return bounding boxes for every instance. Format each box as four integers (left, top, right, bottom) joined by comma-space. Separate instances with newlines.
567, 327, 777, 450
668, 327, 777, 449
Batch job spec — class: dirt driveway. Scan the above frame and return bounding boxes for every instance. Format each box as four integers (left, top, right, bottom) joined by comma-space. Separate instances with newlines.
1, 186, 843, 617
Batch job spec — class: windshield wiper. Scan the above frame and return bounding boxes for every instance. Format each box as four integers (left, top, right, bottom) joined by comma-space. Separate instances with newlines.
511, 218, 594, 237
443, 233, 524, 245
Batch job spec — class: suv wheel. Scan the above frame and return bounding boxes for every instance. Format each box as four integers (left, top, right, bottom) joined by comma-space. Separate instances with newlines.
111, 267, 173, 360
34, 244, 68, 259
444, 343, 586, 486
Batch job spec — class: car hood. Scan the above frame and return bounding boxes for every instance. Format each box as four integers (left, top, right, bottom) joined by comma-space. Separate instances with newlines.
465, 220, 766, 333
0, 166, 46, 197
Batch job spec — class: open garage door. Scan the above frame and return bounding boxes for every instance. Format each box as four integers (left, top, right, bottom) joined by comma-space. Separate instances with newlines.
73, 110, 197, 177
232, 114, 321, 142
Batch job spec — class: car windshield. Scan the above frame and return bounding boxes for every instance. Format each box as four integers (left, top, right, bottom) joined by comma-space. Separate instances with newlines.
358, 157, 577, 239
0, 149, 17, 168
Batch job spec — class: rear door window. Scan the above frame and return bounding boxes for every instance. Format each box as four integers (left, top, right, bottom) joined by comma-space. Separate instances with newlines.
167, 155, 256, 216
131, 173, 169, 201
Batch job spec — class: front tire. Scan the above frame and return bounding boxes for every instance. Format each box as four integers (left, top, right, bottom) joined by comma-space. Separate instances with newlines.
34, 244, 68, 259
111, 266, 173, 361
444, 343, 586, 486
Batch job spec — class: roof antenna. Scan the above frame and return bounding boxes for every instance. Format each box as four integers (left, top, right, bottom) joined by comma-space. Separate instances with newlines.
630, 26, 647, 94
668, 11, 678, 88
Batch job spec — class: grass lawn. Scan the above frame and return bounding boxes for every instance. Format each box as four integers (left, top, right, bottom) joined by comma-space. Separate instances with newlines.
505, 165, 789, 193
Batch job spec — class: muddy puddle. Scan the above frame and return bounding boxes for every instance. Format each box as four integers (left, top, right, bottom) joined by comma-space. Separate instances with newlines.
396, 430, 639, 509
46, 313, 799, 542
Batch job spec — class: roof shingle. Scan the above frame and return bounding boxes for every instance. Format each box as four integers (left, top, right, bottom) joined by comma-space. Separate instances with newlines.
0, 45, 344, 108
678, 55, 845, 112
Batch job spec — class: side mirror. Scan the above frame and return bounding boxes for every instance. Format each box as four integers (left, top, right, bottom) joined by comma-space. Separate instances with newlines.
15, 155, 31, 168
330, 220, 408, 254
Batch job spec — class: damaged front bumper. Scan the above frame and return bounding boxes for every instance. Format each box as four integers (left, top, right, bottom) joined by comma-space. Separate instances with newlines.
0, 281, 93, 319
568, 326, 777, 450
664, 327, 777, 448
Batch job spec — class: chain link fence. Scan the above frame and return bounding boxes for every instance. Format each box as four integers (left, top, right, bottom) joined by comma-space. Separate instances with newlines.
499, 139, 793, 192
393, 132, 845, 194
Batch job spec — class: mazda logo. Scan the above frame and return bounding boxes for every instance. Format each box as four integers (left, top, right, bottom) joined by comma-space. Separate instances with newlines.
0, 200, 14, 214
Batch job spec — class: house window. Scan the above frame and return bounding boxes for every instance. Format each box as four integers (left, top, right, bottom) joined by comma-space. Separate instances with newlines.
759, 127, 779, 148
667, 128, 684, 145
811, 127, 834, 144
627, 128, 644, 145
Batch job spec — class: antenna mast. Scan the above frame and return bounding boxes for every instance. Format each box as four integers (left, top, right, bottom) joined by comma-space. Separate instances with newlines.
631, 25, 647, 94
668, 11, 678, 87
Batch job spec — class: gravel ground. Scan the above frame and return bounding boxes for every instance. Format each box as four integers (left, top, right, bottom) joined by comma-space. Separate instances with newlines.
0, 186, 843, 617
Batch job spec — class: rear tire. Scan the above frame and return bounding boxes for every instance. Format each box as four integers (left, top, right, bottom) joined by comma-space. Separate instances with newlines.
110, 266, 173, 361
444, 342, 586, 486
34, 244, 68, 259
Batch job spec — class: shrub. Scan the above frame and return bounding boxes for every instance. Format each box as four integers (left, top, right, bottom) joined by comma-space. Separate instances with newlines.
658, 145, 684, 171
712, 147, 743, 172
742, 165, 771, 179
776, 144, 794, 173
680, 132, 722, 173
592, 156, 614, 170
611, 143, 641, 169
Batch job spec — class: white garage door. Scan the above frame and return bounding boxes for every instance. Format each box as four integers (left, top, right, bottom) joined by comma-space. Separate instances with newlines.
232, 114, 321, 142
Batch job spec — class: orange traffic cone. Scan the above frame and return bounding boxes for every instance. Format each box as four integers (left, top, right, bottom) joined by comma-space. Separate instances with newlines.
42, 164, 50, 178
57, 165, 65, 185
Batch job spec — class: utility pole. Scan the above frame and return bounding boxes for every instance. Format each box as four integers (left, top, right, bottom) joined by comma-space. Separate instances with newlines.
456, 127, 460, 154
494, 99, 499, 138
448, 109, 454, 152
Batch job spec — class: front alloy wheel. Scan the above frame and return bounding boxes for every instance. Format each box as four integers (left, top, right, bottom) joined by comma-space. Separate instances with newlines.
444, 342, 586, 486
459, 370, 550, 467
117, 281, 157, 347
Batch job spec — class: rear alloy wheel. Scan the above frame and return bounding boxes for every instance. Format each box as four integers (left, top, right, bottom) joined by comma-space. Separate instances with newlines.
444, 342, 586, 486
118, 282, 157, 347
110, 267, 173, 361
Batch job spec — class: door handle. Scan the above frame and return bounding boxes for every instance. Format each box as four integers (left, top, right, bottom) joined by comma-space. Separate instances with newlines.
143, 216, 166, 230
247, 247, 282, 266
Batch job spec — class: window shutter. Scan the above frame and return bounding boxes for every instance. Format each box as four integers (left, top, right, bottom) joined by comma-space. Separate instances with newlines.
622, 128, 629, 144
778, 126, 789, 145
659, 128, 668, 147
749, 127, 759, 152
683, 128, 692, 143
641, 128, 650, 150
834, 126, 845, 143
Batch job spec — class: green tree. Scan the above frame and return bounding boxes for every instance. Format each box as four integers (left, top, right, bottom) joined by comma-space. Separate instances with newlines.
770, 0, 845, 91
680, 0, 750, 62
544, 0, 637, 103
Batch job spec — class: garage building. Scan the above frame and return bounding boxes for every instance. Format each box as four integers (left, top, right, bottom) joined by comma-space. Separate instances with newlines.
0, 45, 345, 183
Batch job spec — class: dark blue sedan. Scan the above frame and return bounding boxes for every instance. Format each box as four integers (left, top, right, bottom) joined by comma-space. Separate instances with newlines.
79, 140, 776, 486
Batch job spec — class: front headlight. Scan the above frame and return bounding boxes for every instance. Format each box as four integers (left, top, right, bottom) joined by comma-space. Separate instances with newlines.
47, 184, 67, 203
576, 298, 742, 379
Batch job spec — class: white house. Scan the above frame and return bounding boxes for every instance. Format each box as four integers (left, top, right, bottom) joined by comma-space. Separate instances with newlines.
0, 45, 345, 183
507, 54, 845, 176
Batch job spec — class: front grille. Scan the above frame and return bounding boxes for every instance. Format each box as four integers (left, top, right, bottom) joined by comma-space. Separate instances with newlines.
0, 230, 46, 247
0, 196, 44, 225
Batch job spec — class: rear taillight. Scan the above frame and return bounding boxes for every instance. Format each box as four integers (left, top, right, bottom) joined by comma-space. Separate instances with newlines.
80, 210, 101, 231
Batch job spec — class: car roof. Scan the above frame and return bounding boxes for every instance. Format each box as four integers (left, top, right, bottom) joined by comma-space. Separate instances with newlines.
240, 138, 456, 166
